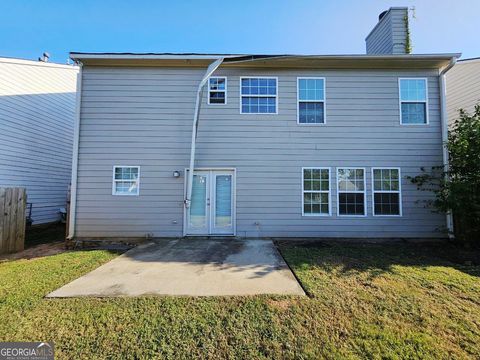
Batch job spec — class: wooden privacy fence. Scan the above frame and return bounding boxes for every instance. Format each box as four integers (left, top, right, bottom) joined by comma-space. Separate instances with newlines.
0, 187, 26, 254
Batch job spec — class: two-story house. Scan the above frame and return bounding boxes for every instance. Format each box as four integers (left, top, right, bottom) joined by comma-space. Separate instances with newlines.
0, 56, 78, 225
68, 7, 460, 242
447, 57, 480, 124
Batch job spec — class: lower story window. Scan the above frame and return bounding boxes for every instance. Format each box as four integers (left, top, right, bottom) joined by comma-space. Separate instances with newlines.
337, 168, 366, 216
372, 168, 401, 216
302, 168, 330, 215
113, 166, 140, 195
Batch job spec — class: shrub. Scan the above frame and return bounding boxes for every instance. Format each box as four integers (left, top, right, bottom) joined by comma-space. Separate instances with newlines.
410, 105, 480, 245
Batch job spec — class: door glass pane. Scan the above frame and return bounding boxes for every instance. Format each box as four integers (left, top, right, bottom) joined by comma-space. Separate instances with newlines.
189, 175, 207, 227
215, 175, 232, 227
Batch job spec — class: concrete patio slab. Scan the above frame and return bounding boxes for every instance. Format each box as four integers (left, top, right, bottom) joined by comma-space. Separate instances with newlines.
47, 239, 305, 297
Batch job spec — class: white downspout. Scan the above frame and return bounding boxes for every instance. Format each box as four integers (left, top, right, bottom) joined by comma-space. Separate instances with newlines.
185, 58, 224, 209
439, 57, 457, 238
68, 62, 83, 239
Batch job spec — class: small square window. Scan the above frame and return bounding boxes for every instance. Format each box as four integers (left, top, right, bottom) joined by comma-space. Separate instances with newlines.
208, 77, 227, 105
113, 166, 140, 195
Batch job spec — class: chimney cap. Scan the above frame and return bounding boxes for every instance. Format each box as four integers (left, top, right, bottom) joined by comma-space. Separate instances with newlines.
379, 10, 388, 21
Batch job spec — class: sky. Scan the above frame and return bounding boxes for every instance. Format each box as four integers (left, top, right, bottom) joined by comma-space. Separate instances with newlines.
0, 0, 478, 64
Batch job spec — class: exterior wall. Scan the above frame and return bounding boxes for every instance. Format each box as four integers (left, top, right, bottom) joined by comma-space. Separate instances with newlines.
446, 59, 480, 124
366, 8, 408, 55
0, 58, 78, 224
74, 65, 446, 239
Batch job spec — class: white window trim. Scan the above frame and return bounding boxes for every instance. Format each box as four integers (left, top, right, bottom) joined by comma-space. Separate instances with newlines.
371, 167, 403, 217
207, 76, 227, 105
239, 76, 279, 115
398, 77, 429, 125
112, 165, 140, 196
297, 77, 327, 125
301, 167, 331, 217
336, 167, 367, 217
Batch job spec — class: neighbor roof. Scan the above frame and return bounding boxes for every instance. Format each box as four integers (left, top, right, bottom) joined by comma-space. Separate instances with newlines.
457, 57, 480, 64
70, 52, 461, 69
0, 56, 78, 70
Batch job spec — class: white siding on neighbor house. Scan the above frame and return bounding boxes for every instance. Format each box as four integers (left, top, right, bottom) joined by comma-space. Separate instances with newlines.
0, 58, 78, 224
74, 65, 446, 239
446, 60, 480, 124
366, 8, 408, 55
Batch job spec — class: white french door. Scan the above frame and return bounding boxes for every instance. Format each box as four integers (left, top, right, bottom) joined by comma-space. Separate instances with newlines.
185, 169, 235, 235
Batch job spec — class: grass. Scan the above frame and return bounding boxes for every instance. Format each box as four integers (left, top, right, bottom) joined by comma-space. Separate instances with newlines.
0, 238, 479, 359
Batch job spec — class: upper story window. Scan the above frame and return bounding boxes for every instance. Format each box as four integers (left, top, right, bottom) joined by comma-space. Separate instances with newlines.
298, 77, 325, 124
337, 168, 366, 216
112, 166, 140, 196
399, 78, 428, 125
240, 77, 277, 114
208, 77, 227, 105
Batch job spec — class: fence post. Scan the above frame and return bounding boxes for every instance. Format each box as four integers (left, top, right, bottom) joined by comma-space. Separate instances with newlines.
15, 188, 26, 252
0, 188, 5, 253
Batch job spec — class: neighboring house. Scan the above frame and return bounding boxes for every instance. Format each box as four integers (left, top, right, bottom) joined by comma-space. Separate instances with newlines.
68, 7, 460, 241
0, 57, 78, 224
446, 57, 480, 124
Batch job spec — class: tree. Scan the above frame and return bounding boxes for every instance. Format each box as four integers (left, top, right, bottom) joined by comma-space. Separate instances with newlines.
410, 105, 480, 245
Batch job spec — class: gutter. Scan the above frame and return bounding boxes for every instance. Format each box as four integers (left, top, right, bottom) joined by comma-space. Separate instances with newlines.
70, 53, 236, 60
184, 55, 287, 215
184, 58, 224, 209
67, 62, 83, 239
439, 56, 457, 238
70, 52, 462, 64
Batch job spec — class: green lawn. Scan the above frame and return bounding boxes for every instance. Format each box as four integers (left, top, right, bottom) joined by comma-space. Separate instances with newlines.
1, 242, 479, 359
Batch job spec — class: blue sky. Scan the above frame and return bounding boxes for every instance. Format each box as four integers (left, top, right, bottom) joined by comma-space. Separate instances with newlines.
0, 0, 478, 64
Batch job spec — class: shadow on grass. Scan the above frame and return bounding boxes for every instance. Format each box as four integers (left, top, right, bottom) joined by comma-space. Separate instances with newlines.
277, 240, 480, 279
1, 224, 122, 262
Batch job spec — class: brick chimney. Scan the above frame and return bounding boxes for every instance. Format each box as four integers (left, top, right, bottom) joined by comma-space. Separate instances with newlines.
366, 7, 410, 55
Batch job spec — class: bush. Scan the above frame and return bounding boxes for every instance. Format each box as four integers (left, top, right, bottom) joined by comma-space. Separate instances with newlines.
410, 105, 480, 245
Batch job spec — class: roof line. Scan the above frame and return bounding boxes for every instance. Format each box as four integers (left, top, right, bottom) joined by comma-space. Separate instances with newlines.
457, 57, 480, 64
70, 52, 461, 61
69, 53, 240, 60
0, 56, 78, 70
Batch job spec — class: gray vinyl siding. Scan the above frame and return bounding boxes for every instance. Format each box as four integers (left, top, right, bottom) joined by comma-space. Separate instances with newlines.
366, 8, 408, 55
74, 65, 446, 239
0, 59, 78, 224
446, 60, 480, 124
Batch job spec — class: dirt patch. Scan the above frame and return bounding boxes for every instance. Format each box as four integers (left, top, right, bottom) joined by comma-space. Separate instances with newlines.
0, 241, 67, 261
266, 299, 293, 311
274, 239, 331, 249
26, 222, 66, 247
